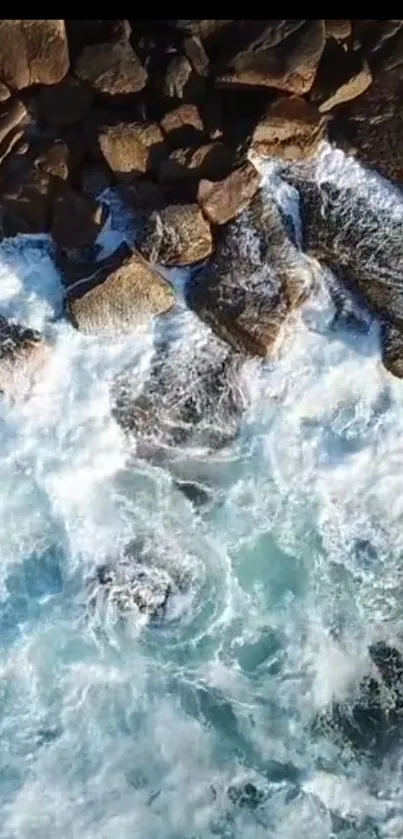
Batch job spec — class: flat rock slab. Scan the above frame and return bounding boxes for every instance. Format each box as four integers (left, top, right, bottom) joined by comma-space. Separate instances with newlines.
66, 247, 175, 335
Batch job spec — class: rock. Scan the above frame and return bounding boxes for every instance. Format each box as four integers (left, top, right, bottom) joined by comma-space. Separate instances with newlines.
281, 165, 403, 328
0, 317, 48, 395
112, 329, 247, 455
51, 186, 108, 248
75, 38, 147, 96
92, 559, 172, 620
381, 322, 403, 378
139, 203, 213, 266
0, 98, 28, 166
37, 77, 93, 127
66, 246, 174, 334
173, 20, 234, 42
35, 140, 71, 181
162, 55, 193, 98
160, 104, 204, 148
227, 783, 265, 810
98, 120, 165, 182
324, 20, 352, 41
55, 242, 121, 287
0, 82, 10, 102
0, 163, 55, 234
251, 96, 326, 160
311, 44, 372, 113
174, 479, 212, 506
215, 20, 325, 95
0, 20, 69, 91
186, 192, 313, 356
184, 35, 209, 75
197, 162, 260, 225
158, 142, 233, 183
0, 126, 25, 167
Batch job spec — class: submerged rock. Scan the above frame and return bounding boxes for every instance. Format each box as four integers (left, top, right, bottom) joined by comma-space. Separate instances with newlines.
0, 316, 48, 395
93, 560, 172, 620
186, 191, 314, 356
112, 329, 248, 456
66, 246, 175, 335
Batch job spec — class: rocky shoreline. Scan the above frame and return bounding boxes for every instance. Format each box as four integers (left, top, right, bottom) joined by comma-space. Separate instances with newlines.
1, 20, 403, 394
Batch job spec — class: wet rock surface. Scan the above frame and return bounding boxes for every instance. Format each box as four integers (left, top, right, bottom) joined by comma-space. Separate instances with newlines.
0, 316, 48, 395
139, 202, 213, 266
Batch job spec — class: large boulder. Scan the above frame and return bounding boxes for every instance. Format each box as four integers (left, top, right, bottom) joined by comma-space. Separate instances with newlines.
74, 37, 147, 96
186, 191, 314, 356
0, 20, 69, 91
281, 161, 403, 329
97, 119, 165, 182
66, 246, 175, 334
0, 317, 48, 396
139, 203, 213, 266
251, 96, 326, 161
112, 329, 247, 456
197, 162, 260, 225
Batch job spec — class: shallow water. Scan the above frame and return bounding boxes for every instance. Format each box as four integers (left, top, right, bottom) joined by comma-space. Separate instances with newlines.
1, 147, 403, 838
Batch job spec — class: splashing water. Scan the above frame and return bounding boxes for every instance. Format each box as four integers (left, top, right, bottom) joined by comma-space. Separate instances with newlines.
1, 147, 403, 839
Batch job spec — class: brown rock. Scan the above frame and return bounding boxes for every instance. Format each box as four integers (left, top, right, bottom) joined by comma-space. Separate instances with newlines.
186, 192, 313, 356
216, 20, 325, 95
35, 141, 71, 181
158, 142, 233, 183
75, 40, 147, 96
311, 44, 372, 113
0, 20, 69, 91
184, 36, 209, 75
98, 120, 165, 182
0, 82, 10, 102
0, 317, 48, 396
163, 55, 193, 98
37, 77, 93, 127
66, 247, 175, 335
325, 20, 352, 41
139, 203, 213, 266
51, 187, 108, 248
160, 104, 204, 148
197, 162, 260, 225
0, 126, 25, 166
381, 322, 403, 378
0, 99, 27, 146
251, 96, 326, 160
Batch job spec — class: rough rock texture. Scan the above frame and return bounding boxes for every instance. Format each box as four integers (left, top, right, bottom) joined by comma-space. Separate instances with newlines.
66, 247, 175, 334
75, 39, 147, 96
35, 140, 72, 181
0, 98, 28, 166
215, 20, 325, 94
0, 317, 48, 395
139, 203, 213, 266
281, 162, 403, 330
163, 55, 194, 99
160, 104, 204, 148
158, 142, 233, 183
381, 323, 403, 379
311, 44, 372, 113
197, 162, 260, 225
37, 77, 93, 127
98, 120, 165, 181
55, 241, 126, 288
186, 191, 314, 356
92, 559, 172, 619
112, 329, 247, 455
0, 20, 69, 91
251, 96, 326, 160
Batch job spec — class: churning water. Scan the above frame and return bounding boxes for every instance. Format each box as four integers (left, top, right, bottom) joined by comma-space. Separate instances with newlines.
1, 146, 403, 838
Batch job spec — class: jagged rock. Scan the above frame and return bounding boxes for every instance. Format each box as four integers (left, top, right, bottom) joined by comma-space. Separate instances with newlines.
112, 329, 247, 455
74, 39, 147, 96
197, 162, 260, 225
0, 20, 69, 91
160, 104, 204, 148
215, 20, 325, 95
139, 203, 213, 266
51, 186, 108, 248
66, 246, 174, 334
37, 76, 93, 127
281, 164, 403, 327
324, 20, 352, 41
162, 55, 194, 98
98, 120, 165, 182
158, 142, 233, 183
184, 35, 209, 75
311, 43, 372, 113
186, 192, 313, 356
381, 323, 403, 378
251, 96, 326, 160
0, 317, 48, 395
35, 140, 71, 181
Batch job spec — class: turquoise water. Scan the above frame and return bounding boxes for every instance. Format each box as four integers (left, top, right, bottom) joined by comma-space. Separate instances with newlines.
1, 148, 403, 838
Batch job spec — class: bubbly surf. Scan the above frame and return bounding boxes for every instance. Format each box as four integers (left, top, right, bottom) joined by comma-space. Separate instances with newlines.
1, 145, 403, 838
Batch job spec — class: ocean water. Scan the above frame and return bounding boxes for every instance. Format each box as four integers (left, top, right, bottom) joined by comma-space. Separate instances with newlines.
1, 146, 403, 838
